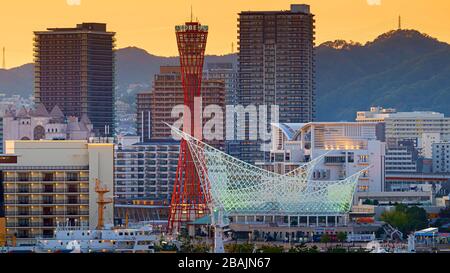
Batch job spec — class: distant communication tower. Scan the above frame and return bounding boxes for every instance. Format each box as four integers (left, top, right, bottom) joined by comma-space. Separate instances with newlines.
2, 47, 5, 69
167, 19, 209, 234
398, 15, 402, 30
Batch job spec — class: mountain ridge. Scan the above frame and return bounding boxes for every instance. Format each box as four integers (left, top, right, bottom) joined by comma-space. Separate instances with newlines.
0, 29, 449, 121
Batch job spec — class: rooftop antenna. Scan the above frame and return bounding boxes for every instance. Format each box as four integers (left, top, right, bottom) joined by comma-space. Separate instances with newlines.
1, 47, 4, 69
191, 5, 193, 22
231, 42, 234, 53
398, 15, 402, 30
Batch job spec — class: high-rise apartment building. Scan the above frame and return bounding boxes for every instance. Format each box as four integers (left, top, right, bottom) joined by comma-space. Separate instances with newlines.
34, 23, 116, 136
136, 66, 225, 149
237, 4, 316, 163
204, 63, 238, 107
0, 140, 114, 245
204, 63, 239, 155
136, 92, 152, 143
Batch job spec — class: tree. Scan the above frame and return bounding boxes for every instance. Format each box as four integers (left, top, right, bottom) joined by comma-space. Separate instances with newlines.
381, 205, 428, 237
289, 244, 319, 253
328, 247, 347, 253
192, 243, 210, 253
439, 207, 450, 218
337, 232, 347, 244
258, 245, 284, 253
320, 234, 331, 247
225, 243, 255, 253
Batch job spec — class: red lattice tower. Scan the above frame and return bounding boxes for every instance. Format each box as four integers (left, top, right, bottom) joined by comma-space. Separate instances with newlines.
167, 21, 209, 234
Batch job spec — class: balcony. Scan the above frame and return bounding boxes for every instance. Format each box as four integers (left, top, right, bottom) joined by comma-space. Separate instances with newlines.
6, 210, 87, 217
6, 200, 88, 205
4, 188, 89, 194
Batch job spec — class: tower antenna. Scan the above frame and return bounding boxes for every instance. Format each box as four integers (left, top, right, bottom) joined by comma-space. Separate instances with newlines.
2, 47, 5, 69
398, 15, 402, 30
191, 5, 193, 22
231, 42, 234, 53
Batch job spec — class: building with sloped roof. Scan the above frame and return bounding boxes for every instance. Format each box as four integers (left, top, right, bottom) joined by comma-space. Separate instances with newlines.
2, 104, 95, 150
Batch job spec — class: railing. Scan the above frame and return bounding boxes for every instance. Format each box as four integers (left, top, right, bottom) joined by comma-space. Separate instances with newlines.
4, 188, 89, 194
3, 177, 89, 182
6, 210, 89, 217
5, 200, 89, 205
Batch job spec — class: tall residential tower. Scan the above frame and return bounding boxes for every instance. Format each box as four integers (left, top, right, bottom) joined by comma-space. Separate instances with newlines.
237, 4, 316, 163
34, 23, 116, 136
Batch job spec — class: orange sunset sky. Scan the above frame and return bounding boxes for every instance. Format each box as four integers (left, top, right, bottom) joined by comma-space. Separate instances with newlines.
1, 0, 450, 68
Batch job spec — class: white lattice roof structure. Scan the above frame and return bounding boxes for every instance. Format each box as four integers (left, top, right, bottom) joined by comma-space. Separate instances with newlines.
169, 125, 364, 216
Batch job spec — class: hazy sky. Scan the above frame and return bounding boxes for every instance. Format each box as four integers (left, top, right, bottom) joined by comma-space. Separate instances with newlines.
1, 0, 450, 68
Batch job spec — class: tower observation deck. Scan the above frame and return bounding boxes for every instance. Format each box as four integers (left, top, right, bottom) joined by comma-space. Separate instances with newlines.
168, 21, 209, 233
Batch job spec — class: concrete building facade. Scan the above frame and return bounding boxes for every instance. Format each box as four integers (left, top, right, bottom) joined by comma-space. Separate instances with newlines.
0, 141, 114, 244
433, 142, 450, 173
237, 4, 316, 164
136, 66, 225, 150
357, 107, 450, 154
34, 23, 116, 136
258, 122, 386, 193
115, 138, 179, 202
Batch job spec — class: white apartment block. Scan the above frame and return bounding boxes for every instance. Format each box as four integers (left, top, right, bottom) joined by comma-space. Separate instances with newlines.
357, 107, 450, 156
421, 133, 441, 159
115, 137, 179, 201
432, 142, 450, 173
385, 148, 417, 173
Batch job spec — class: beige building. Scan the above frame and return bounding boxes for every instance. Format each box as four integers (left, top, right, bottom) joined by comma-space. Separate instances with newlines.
0, 140, 114, 245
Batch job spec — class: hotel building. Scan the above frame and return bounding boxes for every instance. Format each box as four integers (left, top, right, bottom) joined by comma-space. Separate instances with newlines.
0, 140, 114, 245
